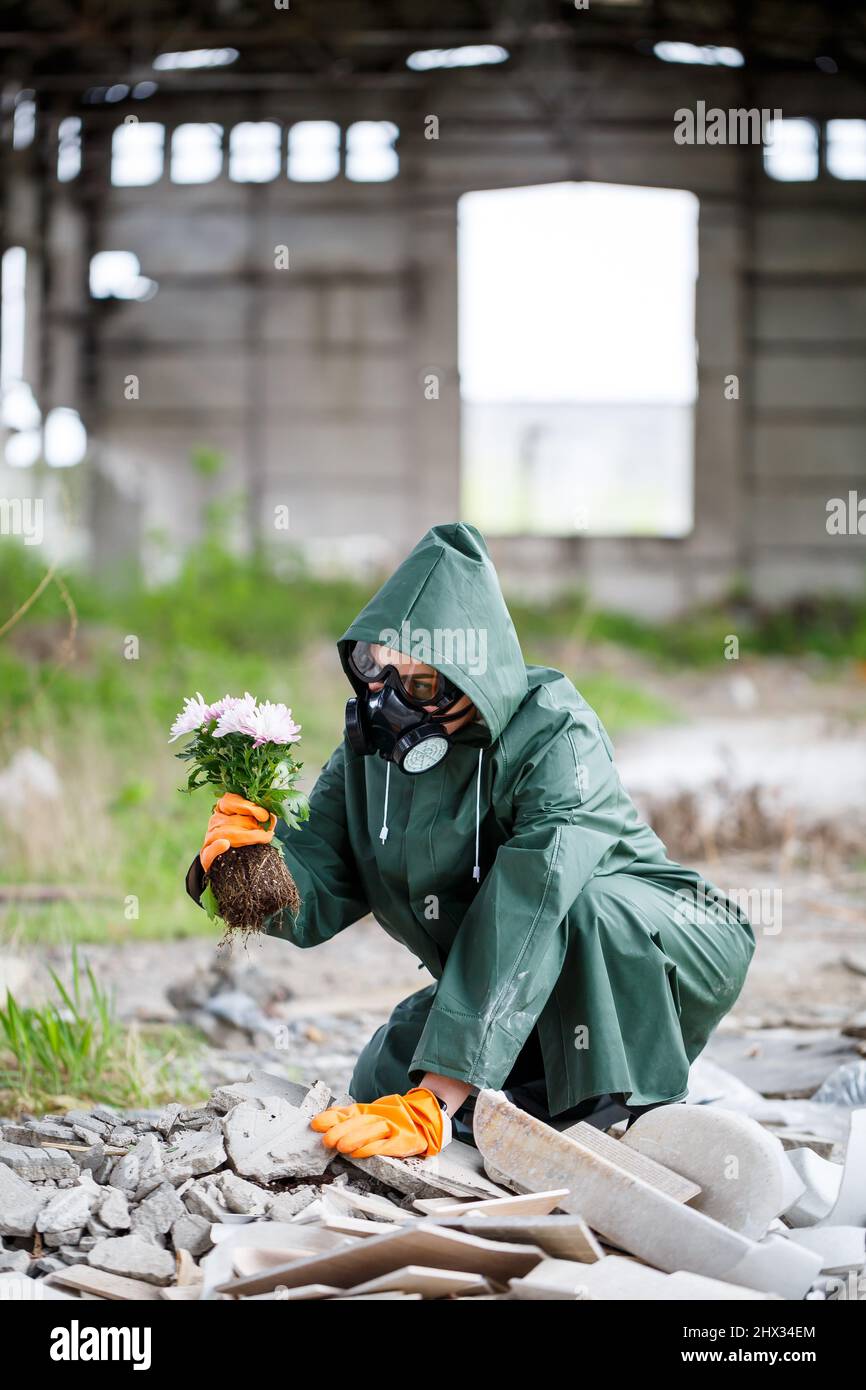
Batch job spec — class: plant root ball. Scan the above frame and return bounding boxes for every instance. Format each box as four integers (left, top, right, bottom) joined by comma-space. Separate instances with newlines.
207, 842, 300, 939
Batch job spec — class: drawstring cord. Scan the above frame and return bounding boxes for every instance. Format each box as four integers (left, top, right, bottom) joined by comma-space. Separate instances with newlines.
473, 748, 483, 883
378, 748, 483, 882
379, 761, 391, 843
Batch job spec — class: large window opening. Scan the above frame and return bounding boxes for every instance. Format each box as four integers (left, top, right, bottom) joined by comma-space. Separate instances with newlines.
458, 182, 698, 537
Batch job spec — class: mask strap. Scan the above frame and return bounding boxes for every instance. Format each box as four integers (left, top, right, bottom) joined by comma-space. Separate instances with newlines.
379, 760, 391, 844
472, 748, 483, 882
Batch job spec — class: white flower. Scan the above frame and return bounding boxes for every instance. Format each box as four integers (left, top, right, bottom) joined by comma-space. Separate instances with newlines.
248, 701, 302, 748
168, 692, 210, 743
212, 691, 258, 739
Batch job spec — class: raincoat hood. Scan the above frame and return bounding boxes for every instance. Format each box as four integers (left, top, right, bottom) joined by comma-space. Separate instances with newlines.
337, 522, 529, 744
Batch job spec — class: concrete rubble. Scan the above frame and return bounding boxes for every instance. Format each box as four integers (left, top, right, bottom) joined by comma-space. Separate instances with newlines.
0, 1063, 862, 1301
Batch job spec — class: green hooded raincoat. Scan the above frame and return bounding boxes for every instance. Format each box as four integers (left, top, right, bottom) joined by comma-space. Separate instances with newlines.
266, 523, 756, 1116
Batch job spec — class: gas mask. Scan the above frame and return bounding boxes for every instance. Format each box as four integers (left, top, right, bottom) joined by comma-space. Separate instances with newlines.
343, 641, 464, 774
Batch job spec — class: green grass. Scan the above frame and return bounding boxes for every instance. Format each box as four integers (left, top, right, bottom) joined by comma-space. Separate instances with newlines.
0, 945, 207, 1115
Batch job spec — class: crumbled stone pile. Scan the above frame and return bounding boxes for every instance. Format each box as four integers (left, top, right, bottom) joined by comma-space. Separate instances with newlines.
0, 1067, 864, 1301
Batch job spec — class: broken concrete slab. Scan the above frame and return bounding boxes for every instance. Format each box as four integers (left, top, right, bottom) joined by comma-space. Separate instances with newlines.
175, 1247, 202, 1287
198, 1221, 353, 1300
183, 1180, 252, 1224
222, 1081, 335, 1182
161, 1124, 226, 1184
472, 1089, 822, 1300
0, 1246, 30, 1274
434, 1212, 604, 1263
560, 1121, 701, 1204
413, 1189, 570, 1220
208, 1069, 309, 1115
0, 1140, 78, 1182
130, 1182, 186, 1240
621, 1104, 804, 1239
44, 1225, 86, 1249
688, 1057, 853, 1143
812, 1061, 866, 1108
511, 1255, 782, 1301
323, 1215, 398, 1239
87, 1234, 176, 1286
1, 1121, 77, 1147
783, 1148, 843, 1227
787, 1225, 866, 1273
64, 1111, 110, 1139
335, 1266, 490, 1299
812, 1108, 866, 1230
215, 1223, 545, 1298
777, 1132, 838, 1161
320, 1184, 411, 1225
0, 1163, 48, 1237
705, 1030, 863, 1099
0, 1270, 76, 1300
97, 1186, 131, 1231
171, 1213, 213, 1258
47, 1264, 163, 1300
36, 1184, 100, 1236
348, 1138, 510, 1202
212, 1170, 269, 1215
241, 1282, 343, 1301
265, 1187, 320, 1222
108, 1134, 163, 1193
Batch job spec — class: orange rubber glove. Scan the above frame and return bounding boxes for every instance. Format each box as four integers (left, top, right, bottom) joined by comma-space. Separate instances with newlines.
309, 1087, 450, 1158
200, 792, 276, 874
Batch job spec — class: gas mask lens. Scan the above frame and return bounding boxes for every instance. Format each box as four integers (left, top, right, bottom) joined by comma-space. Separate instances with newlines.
348, 641, 456, 708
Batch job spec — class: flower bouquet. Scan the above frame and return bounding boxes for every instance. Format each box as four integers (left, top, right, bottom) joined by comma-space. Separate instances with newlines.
169, 692, 309, 938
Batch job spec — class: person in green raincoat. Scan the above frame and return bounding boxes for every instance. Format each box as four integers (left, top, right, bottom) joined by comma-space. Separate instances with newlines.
187, 523, 755, 1159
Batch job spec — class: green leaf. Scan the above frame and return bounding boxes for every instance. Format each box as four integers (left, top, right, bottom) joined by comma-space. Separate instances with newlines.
201, 881, 221, 922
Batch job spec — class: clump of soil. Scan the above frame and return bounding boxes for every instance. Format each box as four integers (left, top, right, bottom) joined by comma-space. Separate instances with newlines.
207, 843, 300, 942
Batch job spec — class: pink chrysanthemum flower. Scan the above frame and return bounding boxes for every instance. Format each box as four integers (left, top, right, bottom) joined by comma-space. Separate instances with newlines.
201, 694, 237, 724
168, 692, 210, 743
212, 692, 258, 739
248, 700, 302, 747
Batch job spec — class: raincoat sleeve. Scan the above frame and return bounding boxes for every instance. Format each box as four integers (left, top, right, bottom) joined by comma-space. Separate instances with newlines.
407, 713, 624, 1090
264, 742, 369, 948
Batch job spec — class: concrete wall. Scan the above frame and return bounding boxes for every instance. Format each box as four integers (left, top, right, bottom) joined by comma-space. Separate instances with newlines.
3, 57, 865, 614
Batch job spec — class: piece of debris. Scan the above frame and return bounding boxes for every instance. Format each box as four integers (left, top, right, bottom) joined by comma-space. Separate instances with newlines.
222, 1081, 336, 1182
0, 1164, 49, 1238
472, 1089, 823, 1300
87, 1234, 176, 1286
783, 1148, 843, 1227
216, 1223, 545, 1298
1, 1072, 861, 1303
621, 1104, 804, 1239
510, 1254, 779, 1301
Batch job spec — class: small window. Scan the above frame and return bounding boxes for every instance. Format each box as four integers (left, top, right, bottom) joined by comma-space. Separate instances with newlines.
90, 251, 157, 301
229, 122, 281, 182
345, 121, 398, 182
111, 121, 164, 186
45, 407, 87, 467
763, 118, 818, 181
826, 119, 866, 180
13, 94, 36, 150
288, 121, 340, 181
171, 123, 223, 183
57, 116, 82, 182
1, 247, 27, 389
